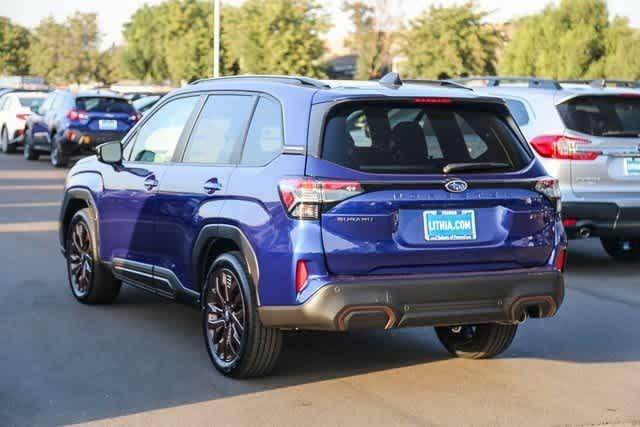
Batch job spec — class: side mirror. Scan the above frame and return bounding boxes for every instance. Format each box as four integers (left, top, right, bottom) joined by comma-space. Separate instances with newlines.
97, 141, 123, 165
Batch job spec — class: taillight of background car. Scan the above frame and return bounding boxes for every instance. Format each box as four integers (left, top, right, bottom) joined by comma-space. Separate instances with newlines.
530, 135, 600, 161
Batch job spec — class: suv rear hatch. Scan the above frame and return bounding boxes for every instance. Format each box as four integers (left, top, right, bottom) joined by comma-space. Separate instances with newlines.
555, 94, 640, 198
304, 98, 559, 275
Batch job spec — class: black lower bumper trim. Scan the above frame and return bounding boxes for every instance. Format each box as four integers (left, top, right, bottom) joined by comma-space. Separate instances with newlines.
563, 202, 640, 238
259, 269, 564, 331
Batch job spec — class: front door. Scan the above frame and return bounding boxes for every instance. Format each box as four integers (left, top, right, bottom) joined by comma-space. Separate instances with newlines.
98, 95, 201, 287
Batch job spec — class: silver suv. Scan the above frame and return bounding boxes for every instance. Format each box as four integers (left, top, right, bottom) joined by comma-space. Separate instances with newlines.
456, 77, 640, 261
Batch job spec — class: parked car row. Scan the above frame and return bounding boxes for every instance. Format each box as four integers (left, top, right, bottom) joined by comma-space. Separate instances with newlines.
0, 87, 165, 167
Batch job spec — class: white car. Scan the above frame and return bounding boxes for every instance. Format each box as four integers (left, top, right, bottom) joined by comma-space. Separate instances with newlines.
0, 91, 49, 153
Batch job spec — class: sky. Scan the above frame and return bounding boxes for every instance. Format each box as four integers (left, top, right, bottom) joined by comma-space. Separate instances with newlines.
2, 0, 640, 49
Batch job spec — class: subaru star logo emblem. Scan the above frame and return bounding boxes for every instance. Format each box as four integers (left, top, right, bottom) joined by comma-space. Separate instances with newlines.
445, 179, 468, 193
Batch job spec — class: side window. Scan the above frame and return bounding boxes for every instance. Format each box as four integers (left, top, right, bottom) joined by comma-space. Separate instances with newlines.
0, 96, 7, 111
129, 96, 199, 164
241, 97, 283, 165
182, 95, 255, 164
504, 99, 530, 127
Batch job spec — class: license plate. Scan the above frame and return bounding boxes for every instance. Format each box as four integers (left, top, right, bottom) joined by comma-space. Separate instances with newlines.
98, 119, 117, 130
423, 209, 476, 241
625, 158, 640, 176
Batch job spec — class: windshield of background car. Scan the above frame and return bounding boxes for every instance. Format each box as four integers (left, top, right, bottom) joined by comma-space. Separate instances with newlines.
75, 97, 135, 113
557, 95, 640, 137
321, 101, 532, 174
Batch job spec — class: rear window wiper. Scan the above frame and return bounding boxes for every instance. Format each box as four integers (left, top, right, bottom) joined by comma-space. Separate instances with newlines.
601, 130, 640, 137
443, 162, 511, 174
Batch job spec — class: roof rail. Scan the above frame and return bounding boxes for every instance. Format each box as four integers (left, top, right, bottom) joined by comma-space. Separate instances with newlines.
454, 76, 562, 90
189, 74, 330, 89
377, 72, 472, 91
558, 79, 640, 89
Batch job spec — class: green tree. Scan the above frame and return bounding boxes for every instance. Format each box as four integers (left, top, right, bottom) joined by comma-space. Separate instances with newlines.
343, 0, 396, 80
400, 2, 501, 79
122, 5, 168, 81
498, 0, 640, 79
0, 17, 31, 75
226, 0, 329, 77
95, 45, 126, 85
29, 13, 101, 85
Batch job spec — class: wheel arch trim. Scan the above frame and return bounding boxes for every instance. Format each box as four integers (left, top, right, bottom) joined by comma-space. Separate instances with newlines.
59, 187, 101, 260
192, 224, 261, 303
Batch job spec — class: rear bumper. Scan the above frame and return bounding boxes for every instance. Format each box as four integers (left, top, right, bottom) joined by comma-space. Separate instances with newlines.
61, 130, 127, 155
258, 268, 564, 331
563, 202, 640, 238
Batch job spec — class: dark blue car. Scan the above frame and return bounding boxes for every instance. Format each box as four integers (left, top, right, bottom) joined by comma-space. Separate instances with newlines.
59, 74, 567, 378
24, 89, 140, 167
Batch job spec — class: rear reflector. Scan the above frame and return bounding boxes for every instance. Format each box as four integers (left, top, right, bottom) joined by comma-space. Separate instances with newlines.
530, 135, 599, 161
295, 260, 309, 293
554, 247, 568, 272
562, 218, 577, 227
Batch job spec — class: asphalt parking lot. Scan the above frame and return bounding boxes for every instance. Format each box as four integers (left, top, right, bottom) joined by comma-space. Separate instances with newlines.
0, 153, 639, 427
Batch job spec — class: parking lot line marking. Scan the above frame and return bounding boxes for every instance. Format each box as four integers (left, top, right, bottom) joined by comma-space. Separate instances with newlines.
0, 202, 60, 208
0, 170, 66, 180
0, 221, 58, 233
0, 185, 62, 191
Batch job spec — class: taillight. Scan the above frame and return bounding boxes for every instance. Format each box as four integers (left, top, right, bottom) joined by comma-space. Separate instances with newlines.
295, 260, 309, 293
554, 247, 568, 272
530, 135, 599, 160
278, 177, 364, 220
562, 218, 577, 227
67, 109, 88, 121
535, 177, 561, 212
16, 113, 30, 121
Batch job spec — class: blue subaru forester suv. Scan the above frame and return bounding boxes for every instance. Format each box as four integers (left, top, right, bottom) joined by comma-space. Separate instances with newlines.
59, 74, 566, 378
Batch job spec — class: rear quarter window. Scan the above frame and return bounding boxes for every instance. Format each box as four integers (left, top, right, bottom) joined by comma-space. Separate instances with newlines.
321, 101, 532, 174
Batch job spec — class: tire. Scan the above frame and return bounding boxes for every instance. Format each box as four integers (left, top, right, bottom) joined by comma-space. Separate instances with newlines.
23, 130, 39, 160
66, 208, 121, 304
50, 135, 69, 168
202, 251, 282, 378
600, 237, 640, 262
435, 323, 518, 359
1, 127, 15, 153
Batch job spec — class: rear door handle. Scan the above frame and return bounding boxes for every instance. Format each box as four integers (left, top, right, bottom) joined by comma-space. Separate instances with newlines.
143, 175, 159, 191
203, 178, 222, 194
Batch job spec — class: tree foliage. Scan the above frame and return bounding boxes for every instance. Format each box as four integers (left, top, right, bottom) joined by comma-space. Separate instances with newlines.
29, 13, 100, 85
225, 0, 328, 78
499, 0, 640, 80
400, 2, 502, 79
0, 17, 31, 75
343, 0, 396, 80
122, 5, 168, 82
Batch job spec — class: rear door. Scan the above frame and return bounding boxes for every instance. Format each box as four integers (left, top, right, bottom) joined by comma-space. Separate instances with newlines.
556, 94, 640, 198
308, 99, 556, 275
155, 93, 257, 291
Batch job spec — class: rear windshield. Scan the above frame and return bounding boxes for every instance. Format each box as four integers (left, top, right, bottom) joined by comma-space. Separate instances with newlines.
321, 102, 532, 174
75, 97, 135, 113
557, 95, 640, 137
18, 97, 45, 108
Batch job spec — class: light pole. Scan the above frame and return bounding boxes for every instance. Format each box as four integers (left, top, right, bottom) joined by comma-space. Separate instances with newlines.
213, 0, 221, 78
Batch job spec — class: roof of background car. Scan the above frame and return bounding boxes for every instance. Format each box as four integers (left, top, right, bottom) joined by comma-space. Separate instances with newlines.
469, 84, 640, 104
13, 91, 48, 98
55, 88, 127, 99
